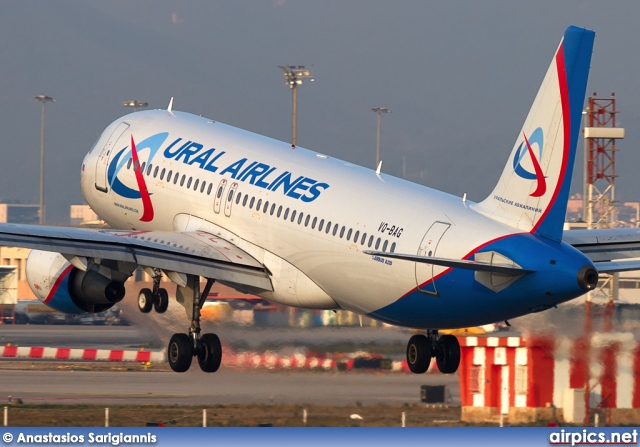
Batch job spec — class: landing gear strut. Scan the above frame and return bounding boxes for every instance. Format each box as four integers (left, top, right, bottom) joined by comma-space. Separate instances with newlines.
406, 330, 460, 374
168, 276, 222, 373
137, 269, 169, 314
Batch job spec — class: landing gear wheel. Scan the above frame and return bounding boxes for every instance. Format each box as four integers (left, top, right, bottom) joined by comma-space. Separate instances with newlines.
198, 333, 222, 373
436, 334, 461, 374
153, 288, 169, 313
407, 334, 432, 374
168, 333, 193, 373
137, 288, 153, 313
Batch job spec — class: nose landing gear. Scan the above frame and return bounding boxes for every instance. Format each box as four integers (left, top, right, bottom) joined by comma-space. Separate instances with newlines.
406, 330, 460, 374
137, 269, 169, 314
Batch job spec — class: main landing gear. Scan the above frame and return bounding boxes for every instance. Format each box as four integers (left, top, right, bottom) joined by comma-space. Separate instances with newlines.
406, 331, 460, 374
168, 276, 222, 373
137, 269, 169, 314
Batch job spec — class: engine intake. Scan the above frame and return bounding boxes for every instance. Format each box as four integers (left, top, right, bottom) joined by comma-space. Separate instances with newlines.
26, 250, 127, 314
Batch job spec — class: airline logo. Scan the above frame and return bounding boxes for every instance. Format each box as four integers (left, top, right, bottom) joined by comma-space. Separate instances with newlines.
108, 132, 168, 222
512, 127, 546, 197
107, 131, 330, 221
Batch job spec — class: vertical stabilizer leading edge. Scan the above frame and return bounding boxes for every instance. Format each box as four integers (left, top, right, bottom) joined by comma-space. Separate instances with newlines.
472, 26, 594, 241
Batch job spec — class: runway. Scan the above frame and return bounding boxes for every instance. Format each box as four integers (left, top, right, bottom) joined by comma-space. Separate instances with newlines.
0, 368, 459, 406
0, 320, 413, 355
0, 320, 460, 407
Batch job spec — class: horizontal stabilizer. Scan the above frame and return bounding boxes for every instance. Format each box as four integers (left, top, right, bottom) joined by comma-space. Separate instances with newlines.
362, 250, 534, 275
594, 260, 640, 274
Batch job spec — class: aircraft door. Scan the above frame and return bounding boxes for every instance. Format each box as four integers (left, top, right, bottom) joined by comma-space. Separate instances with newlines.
415, 221, 451, 295
95, 122, 129, 193
213, 179, 228, 214
224, 182, 238, 217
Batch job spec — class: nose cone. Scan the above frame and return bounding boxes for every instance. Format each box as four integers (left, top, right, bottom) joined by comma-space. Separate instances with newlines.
577, 265, 598, 291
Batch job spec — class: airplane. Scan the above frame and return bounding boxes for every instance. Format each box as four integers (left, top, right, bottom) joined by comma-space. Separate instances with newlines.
2, 26, 638, 375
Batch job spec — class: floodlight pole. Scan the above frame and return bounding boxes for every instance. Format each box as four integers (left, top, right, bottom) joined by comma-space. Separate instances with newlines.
370, 107, 391, 168
123, 100, 148, 112
34, 95, 55, 225
279, 65, 314, 147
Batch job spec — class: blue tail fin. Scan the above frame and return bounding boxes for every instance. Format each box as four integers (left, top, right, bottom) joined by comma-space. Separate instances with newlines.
472, 26, 594, 241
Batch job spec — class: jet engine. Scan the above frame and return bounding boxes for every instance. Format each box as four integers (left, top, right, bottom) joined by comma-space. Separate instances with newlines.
26, 250, 128, 314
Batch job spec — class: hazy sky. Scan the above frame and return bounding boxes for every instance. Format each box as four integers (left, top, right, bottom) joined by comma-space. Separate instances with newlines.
2, 1, 640, 223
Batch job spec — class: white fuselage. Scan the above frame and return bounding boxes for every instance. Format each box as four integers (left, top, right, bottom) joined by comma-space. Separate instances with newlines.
80, 110, 589, 329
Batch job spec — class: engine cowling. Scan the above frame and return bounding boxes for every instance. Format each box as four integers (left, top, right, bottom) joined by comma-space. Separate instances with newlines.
26, 250, 126, 314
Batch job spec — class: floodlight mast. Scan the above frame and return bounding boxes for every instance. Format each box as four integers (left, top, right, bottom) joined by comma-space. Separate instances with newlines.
34, 95, 56, 225
370, 107, 391, 168
122, 100, 148, 112
279, 65, 314, 147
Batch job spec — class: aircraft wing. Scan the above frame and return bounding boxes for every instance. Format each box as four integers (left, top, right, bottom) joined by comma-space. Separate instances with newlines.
0, 223, 272, 291
564, 228, 640, 273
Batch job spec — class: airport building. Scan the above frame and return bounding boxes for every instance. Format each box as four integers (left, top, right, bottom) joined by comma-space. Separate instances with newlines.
0, 204, 39, 224
458, 335, 640, 425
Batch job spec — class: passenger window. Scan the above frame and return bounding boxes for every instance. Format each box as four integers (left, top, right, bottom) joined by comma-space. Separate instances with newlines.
167, 171, 172, 182
382, 240, 388, 252
346, 228, 352, 240
256, 199, 262, 210
284, 208, 289, 220
277, 206, 283, 218
305, 215, 310, 227
354, 231, 360, 243
236, 192, 242, 205
319, 219, 324, 232
207, 183, 213, 195
326, 221, 332, 234
243, 195, 248, 207
390, 242, 396, 253
193, 179, 199, 191
361, 233, 367, 245
334, 224, 339, 237
291, 210, 297, 222
180, 175, 186, 186
270, 203, 276, 215
147, 164, 153, 176
311, 217, 317, 229
187, 177, 192, 188
250, 197, 255, 209
127, 158, 132, 169
375, 238, 381, 249
368, 236, 374, 248
160, 168, 166, 180
153, 166, 159, 178
141, 162, 146, 173
228, 190, 234, 202
263, 201, 270, 213
201, 181, 207, 193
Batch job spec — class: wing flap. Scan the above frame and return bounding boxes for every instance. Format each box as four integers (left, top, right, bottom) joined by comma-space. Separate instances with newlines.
0, 224, 272, 291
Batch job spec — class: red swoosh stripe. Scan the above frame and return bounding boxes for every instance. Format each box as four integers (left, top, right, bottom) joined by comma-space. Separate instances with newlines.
531, 43, 570, 234
523, 132, 547, 197
130, 135, 154, 222
44, 264, 74, 304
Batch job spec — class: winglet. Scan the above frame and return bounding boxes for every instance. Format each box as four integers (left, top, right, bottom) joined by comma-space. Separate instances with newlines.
471, 26, 595, 241
167, 97, 174, 114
